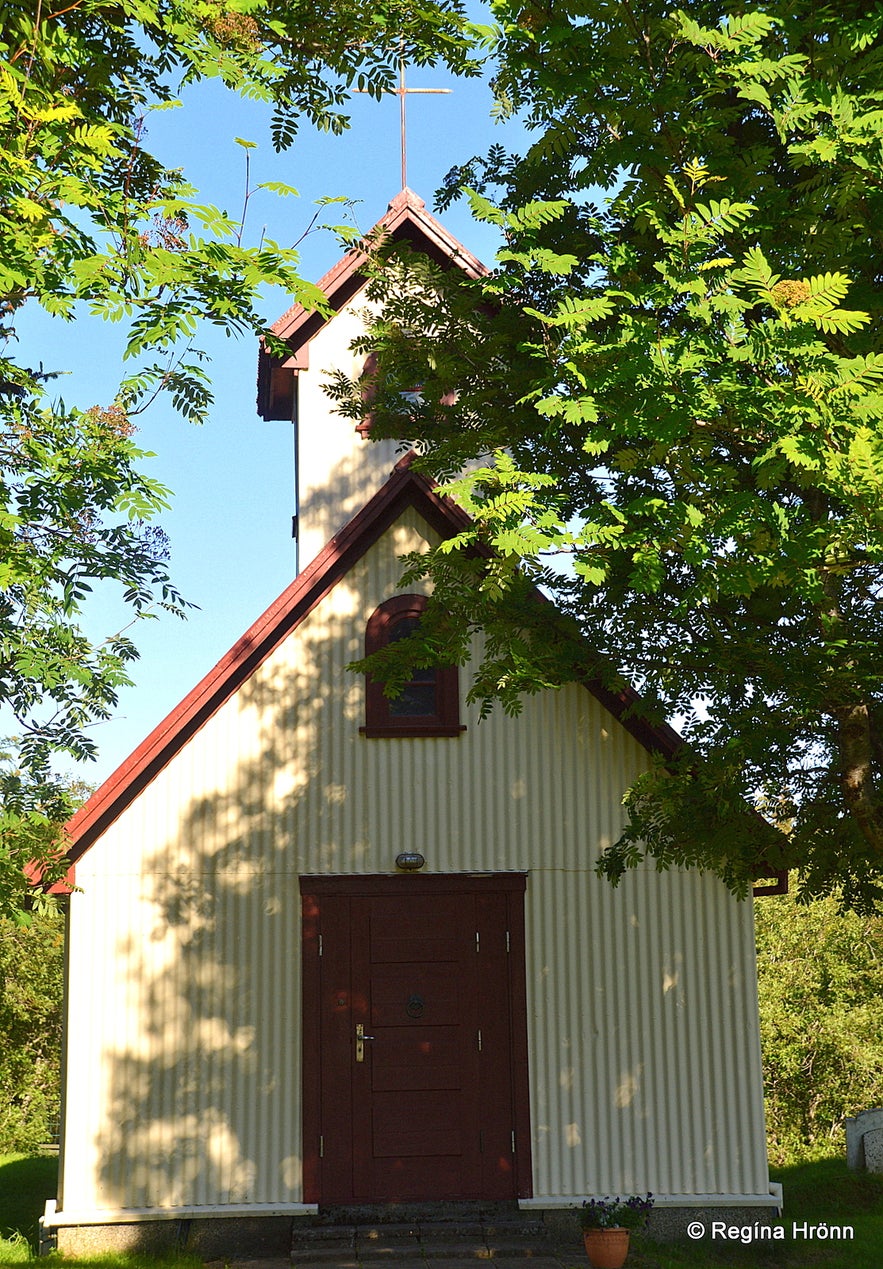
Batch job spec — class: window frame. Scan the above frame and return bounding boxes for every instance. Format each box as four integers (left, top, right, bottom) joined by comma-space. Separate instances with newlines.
356, 352, 455, 439
361, 594, 464, 738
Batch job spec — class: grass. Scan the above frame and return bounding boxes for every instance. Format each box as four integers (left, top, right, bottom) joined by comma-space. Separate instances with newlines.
615, 1157, 883, 1269
0, 1155, 58, 1261
0, 1156, 202, 1268
1, 1151, 882, 1266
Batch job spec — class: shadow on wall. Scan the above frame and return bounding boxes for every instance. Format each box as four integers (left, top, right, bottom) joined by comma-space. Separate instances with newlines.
297, 427, 407, 567
86, 479, 477, 1228
90, 582, 366, 1220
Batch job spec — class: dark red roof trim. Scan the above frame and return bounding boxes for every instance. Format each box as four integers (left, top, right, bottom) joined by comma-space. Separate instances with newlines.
65, 461, 684, 864
25, 858, 76, 895
752, 871, 789, 896
582, 677, 682, 758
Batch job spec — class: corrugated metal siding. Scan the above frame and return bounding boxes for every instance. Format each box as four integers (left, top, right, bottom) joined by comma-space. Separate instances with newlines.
525, 868, 766, 1199
62, 505, 768, 1213
63, 867, 302, 1212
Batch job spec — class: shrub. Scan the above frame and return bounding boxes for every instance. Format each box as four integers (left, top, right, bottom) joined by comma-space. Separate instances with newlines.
0, 913, 64, 1153
755, 892, 883, 1164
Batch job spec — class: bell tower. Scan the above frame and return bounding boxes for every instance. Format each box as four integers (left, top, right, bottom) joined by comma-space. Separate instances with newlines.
256, 189, 486, 572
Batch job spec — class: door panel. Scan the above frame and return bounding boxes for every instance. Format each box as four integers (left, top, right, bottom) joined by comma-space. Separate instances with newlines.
370, 966, 460, 1024
301, 875, 531, 1204
372, 1027, 461, 1092
352, 890, 481, 1200
372, 1090, 464, 1156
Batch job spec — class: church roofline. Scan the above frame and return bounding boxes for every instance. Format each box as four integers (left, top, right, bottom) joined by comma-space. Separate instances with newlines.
64, 459, 457, 862
257, 189, 488, 420
63, 460, 682, 868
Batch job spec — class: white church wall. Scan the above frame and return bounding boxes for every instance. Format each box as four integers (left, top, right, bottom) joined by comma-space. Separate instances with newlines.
294, 295, 402, 569
59, 504, 769, 1218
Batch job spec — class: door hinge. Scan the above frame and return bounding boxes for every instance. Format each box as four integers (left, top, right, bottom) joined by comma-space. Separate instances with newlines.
479, 1129, 484, 1154
506, 929, 510, 953
475, 930, 480, 953
511, 1130, 516, 1153
477, 1028, 482, 1052
291, 514, 299, 539
319, 1135, 324, 1159
318, 934, 323, 957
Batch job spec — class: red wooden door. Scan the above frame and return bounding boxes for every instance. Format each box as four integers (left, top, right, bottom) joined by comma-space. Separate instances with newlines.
300, 875, 531, 1204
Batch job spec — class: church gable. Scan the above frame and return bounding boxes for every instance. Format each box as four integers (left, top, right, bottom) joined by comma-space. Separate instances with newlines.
256, 189, 492, 569
68, 460, 678, 872
256, 188, 487, 420
78, 498, 647, 885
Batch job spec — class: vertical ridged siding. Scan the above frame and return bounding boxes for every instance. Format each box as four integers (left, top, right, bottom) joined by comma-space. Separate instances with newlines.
524, 868, 766, 1198
62, 506, 768, 1214
64, 867, 302, 1212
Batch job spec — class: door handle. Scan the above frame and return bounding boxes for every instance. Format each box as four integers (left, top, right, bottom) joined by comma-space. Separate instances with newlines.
355, 1022, 376, 1062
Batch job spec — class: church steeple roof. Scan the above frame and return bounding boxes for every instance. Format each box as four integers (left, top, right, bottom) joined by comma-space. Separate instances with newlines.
257, 189, 487, 420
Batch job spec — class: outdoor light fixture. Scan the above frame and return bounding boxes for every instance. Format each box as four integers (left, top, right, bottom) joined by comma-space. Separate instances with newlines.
395, 851, 425, 871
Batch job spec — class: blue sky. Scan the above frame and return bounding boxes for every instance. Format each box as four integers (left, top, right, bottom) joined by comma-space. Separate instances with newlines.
28, 37, 525, 790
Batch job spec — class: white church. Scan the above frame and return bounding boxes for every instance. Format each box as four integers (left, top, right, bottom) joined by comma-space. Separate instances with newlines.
42, 189, 781, 1256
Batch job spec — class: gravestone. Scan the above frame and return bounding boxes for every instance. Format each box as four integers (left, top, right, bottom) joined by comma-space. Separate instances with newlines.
845, 1108, 883, 1171
863, 1127, 883, 1173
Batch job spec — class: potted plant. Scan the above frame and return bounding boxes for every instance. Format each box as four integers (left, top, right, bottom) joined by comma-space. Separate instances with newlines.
578, 1194, 654, 1268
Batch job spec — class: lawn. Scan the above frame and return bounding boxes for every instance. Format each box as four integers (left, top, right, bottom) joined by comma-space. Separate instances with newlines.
1, 1152, 882, 1267
0, 1156, 202, 1268
624, 1158, 883, 1268
0, 1155, 57, 1263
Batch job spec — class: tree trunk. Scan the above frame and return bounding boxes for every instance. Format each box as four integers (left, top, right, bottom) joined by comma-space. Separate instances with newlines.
833, 701, 883, 858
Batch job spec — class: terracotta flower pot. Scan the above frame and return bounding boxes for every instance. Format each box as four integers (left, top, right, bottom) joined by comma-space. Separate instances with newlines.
583, 1227, 630, 1269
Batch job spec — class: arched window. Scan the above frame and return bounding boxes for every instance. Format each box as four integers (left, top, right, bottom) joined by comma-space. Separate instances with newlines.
362, 595, 464, 737
356, 353, 454, 438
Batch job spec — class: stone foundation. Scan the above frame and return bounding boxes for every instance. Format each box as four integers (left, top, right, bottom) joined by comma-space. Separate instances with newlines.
49, 1202, 782, 1257
55, 1215, 297, 1259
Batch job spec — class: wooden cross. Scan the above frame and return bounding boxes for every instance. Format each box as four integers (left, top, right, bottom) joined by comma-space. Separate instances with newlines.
356, 52, 451, 189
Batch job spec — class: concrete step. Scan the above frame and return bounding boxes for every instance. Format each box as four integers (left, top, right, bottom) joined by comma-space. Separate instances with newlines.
289, 1203, 560, 1261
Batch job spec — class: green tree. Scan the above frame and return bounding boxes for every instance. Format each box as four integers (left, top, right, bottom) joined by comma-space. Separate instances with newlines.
334, 2, 883, 910
755, 892, 883, 1163
1, 0, 476, 917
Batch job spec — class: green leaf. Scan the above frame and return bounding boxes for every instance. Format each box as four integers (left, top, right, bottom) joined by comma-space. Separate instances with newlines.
258, 181, 300, 196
